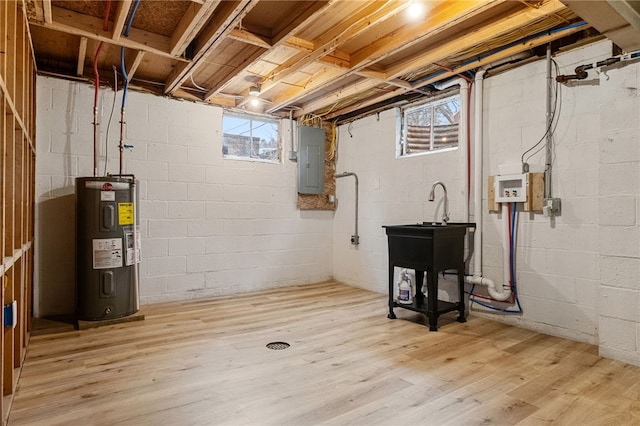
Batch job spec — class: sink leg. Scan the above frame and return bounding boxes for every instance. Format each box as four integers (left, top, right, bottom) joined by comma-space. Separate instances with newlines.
456, 264, 466, 323
427, 270, 438, 331
456, 263, 467, 322
388, 263, 396, 320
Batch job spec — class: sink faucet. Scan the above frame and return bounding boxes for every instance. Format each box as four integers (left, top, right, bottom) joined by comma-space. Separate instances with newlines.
428, 181, 449, 224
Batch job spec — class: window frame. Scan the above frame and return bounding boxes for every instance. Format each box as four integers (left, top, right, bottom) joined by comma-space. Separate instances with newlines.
397, 92, 461, 158
222, 111, 281, 163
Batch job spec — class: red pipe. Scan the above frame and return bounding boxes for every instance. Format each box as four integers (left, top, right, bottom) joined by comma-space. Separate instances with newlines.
93, 42, 104, 105
433, 63, 474, 83
103, 0, 112, 32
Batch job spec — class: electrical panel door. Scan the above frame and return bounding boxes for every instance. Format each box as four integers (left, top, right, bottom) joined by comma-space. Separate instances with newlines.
297, 126, 326, 194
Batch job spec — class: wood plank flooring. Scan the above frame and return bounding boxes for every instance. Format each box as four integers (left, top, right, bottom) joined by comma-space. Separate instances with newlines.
8, 282, 640, 425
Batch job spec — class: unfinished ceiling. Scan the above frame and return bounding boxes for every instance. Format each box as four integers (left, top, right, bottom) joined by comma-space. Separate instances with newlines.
21, 0, 637, 121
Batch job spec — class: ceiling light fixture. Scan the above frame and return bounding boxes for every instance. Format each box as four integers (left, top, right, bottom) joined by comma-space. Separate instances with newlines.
250, 98, 260, 107
249, 85, 260, 96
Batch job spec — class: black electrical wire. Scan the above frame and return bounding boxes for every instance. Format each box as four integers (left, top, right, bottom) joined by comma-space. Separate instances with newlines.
521, 58, 562, 163
524, 60, 563, 163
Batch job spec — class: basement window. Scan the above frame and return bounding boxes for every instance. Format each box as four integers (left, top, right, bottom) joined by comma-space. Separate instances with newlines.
222, 112, 280, 162
397, 94, 460, 157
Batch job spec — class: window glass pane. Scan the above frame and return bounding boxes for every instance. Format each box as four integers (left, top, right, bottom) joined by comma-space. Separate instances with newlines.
398, 94, 460, 157
222, 113, 279, 162
405, 106, 431, 154
433, 98, 460, 149
251, 118, 279, 161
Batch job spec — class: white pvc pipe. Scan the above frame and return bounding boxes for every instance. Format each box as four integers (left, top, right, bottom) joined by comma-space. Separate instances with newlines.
465, 69, 512, 302
471, 70, 485, 278
459, 79, 470, 220
431, 77, 470, 219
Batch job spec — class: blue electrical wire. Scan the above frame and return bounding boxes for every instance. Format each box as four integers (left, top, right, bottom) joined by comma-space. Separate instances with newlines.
511, 203, 523, 313
120, 0, 140, 108
468, 203, 522, 314
121, 46, 129, 107
123, 0, 139, 37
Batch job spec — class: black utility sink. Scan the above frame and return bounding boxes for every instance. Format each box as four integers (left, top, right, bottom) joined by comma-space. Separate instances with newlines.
382, 222, 475, 331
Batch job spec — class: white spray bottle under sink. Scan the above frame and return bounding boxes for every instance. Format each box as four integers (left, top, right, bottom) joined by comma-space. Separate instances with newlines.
397, 269, 413, 304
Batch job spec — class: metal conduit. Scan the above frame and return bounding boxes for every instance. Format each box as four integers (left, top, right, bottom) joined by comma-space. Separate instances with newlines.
335, 172, 359, 245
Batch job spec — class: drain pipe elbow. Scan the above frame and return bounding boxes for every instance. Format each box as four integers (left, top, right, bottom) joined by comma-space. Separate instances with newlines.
465, 276, 512, 302
465, 203, 513, 302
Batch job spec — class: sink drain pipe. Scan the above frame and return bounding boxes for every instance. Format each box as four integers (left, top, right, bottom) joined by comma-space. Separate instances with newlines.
335, 172, 359, 245
464, 70, 512, 302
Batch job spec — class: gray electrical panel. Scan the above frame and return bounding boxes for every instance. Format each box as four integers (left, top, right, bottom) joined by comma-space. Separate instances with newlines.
297, 125, 325, 194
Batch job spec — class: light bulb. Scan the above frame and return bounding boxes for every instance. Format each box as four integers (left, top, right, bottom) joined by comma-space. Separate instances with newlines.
407, 1, 425, 19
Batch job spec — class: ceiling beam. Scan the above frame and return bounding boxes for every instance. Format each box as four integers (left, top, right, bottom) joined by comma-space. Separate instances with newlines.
228, 28, 272, 49
112, 0, 133, 41
323, 23, 589, 120
29, 5, 184, 61
199, 45, 267, 98
349, 0, 505, 68
264, 65, 346, 111
259, 0, 408, 97
383, 0, 568, 78
164, 0, 260, 95
77, 36, 88, 76
356, 70, 415, 90
274, 0, 566, 114
42, 0, 52, 24
228, 29, 352, 67
201, 0, 334, 101
32, 0, 45, 23
169, 0, 221, 56
265, 0, 504, 113
270, 0, 332, 45
127, 50, 146, 80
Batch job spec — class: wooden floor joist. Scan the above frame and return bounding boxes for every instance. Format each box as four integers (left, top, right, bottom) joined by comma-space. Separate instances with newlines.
8, 282, 640, 425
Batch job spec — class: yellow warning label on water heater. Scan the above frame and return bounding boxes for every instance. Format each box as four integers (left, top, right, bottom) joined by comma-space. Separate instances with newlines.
118, 202, 134, 225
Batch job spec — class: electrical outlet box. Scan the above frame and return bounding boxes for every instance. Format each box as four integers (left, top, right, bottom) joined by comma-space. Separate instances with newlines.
543, 197, 562, 217
494, 173, 527, 202
4, 301, 17, 328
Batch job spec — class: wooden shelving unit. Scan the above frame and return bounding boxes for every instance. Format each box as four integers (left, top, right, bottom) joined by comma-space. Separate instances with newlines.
1, 0, 36, 422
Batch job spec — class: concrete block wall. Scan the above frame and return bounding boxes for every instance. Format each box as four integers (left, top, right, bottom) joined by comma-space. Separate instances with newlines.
595, 45, 640, 366
333, 40, 640, 366
484, 40, 639, 366
35, 76, 333, 317
333, 108, 468, 295
479, 42, 609, 344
